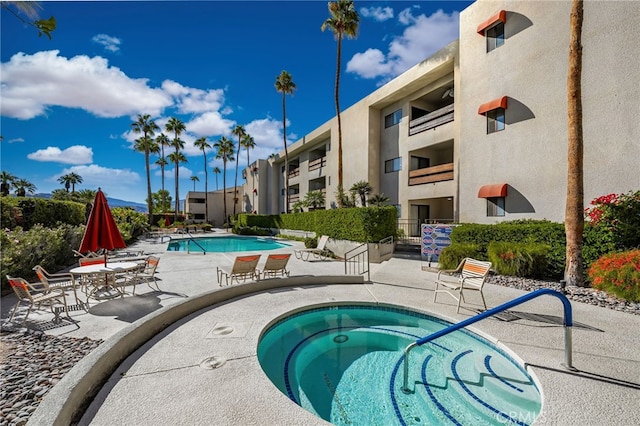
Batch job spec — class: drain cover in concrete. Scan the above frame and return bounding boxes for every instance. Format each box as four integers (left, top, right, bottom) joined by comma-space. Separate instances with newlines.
200, 356, 226, 369
205, 322, 252, 339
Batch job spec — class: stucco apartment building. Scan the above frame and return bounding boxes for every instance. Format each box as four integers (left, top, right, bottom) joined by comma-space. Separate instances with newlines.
186, 0, 639, 232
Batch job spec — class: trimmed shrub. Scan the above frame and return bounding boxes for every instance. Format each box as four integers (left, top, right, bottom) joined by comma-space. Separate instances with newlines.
438, 243, 482, 270
588, 250, 640, 302
585, 190, 640, 251
1, 197, 85, 230
1, 224, 84, 293
487, 241, 550, 278
304, 237, 318, 249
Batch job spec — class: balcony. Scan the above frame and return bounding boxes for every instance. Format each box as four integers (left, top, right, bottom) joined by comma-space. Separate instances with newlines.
408, 162, 454, 186
409, 104, 454, 136
288, 167, 300, 178
309, 156, 327, 171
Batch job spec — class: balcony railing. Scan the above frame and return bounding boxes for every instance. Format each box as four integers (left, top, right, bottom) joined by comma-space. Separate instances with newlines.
409, 104, 454, 136
308, 156, 327, 171
408, 162, 454, 185
288, 167, 300, 178
288, 193, 300, 202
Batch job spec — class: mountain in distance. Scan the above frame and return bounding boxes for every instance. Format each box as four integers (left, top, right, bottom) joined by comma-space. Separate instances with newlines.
32, 193, 148, 213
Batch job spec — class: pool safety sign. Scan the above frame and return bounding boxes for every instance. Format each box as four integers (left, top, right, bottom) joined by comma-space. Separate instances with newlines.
421, 224, 456, 263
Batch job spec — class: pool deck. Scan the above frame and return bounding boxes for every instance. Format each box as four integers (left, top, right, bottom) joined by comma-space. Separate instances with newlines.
3, 233, 639, 425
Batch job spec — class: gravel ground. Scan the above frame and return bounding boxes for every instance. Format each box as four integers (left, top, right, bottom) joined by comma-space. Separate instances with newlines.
0, 277, 637, 425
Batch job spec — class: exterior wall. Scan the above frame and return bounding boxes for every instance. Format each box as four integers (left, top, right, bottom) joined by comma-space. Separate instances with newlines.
458, 0, 640, 224
186, 0, 638, 228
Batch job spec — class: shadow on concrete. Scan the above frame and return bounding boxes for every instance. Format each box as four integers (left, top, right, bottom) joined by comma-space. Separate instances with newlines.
505, 11, 533, 39
506, 185, 535, 213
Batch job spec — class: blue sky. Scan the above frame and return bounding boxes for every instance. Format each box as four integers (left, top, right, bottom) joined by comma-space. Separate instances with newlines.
1, 1, 473, 204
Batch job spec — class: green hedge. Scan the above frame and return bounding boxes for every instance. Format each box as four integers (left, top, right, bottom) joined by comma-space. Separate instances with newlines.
438, 243, 482, 270
1, 197, 85, 230
236, 206, 397, 243
487, 241, 550, 278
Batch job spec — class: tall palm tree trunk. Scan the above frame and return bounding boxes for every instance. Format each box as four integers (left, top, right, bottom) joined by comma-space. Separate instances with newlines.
204, 154, 209, 224
565, 0, 584, 286
233, 143, 239, 217
283, 94, 290, 213
145, 150, 153, 224
174, 150, 180, 222
335, 33, 344, 198
222, 161, 228, 225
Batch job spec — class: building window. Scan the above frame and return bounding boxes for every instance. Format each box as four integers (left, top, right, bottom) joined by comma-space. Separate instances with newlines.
487, 108, 505, 133
487, 197, 505, 217
486, 22, 504, 52
384, 109, 402, 128
385, 157, 402, 173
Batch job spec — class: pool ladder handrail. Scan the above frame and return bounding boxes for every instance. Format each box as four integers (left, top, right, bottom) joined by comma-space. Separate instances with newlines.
184, 231, 207, 255
402, 288, 574, 393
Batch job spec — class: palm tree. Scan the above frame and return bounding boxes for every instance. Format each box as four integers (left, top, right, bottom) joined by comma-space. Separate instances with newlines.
165, 117, 186, 221
167, 150, 187, 216
1, 1, 56, 39
131, 114, 160, 223
321, 0, 359, 201
75, 189, 97, 204
194, 136, 211, 223
190, 175, 200, 191
304, 190, 325, 211
58, 172, 83, 193
350, 180, 373, 207
156, 133, 170, 195
214, 136, 235, 225
231, 124, 246, 217
213, 166, 221, 191
275, 70, 297, 213
565, 0, 585, 287
368, 193, 389, 207
13, 178, 36, 196
0, 171, 17, 196
240, 133, 256, 178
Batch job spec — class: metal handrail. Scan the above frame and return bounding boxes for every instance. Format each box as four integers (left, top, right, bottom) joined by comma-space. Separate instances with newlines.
344, 243, 370, 281
402, 288, 574, 393
184, 231, 207, 255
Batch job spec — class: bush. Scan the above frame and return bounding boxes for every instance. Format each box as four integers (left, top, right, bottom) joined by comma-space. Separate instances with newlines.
588, 250, 640, 302
451, 220, 565, 278
438, 243, 483, 269
1, 197, 85, 230
585, 190, 640, 251
111, 207, 149, 243
304, 237, 318, 249
487, 241, 550, 278
1, 224, 84, 293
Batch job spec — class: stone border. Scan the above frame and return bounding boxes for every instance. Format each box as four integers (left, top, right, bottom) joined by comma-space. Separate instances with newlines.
28, 275, 364, 426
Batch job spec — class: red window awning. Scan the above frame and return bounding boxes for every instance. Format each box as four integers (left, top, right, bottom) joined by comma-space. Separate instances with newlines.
477, 10, 507, 35
478, 183, 508, 198
478, 96, 508, 115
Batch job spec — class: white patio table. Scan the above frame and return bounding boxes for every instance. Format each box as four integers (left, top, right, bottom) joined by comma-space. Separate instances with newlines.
70, 261, 140, 300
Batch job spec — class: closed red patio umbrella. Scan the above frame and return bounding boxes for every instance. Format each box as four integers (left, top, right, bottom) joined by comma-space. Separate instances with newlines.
79, 188, 126, 265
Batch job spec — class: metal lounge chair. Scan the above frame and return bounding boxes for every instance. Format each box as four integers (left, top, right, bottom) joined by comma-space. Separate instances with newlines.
433, 257, 492, 313
115, 256, 160, 295
293, 235, 330, 261
259, 253, 291, 279
32, 265, 84, 309
6, 275, 70, 324
216, 254, 261, 286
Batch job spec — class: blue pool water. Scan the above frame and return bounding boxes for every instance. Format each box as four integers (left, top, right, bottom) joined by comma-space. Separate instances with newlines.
257, 304, 542, 426
166, 236, 290, 253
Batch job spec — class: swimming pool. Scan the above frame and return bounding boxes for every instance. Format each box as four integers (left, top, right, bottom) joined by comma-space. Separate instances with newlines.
166, 236, 290, 253
258, 304, 542, 426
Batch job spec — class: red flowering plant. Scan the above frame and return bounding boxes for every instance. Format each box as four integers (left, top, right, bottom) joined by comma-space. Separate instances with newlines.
588, 250, 640, 302
584, 190, 640, 251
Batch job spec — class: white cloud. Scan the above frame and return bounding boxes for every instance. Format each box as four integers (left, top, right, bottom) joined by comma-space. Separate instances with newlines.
27, 145, 93, 164
92, 34, 121, 53
53, 164, 140, 186
360, 6, 394, 22
162, 81, 225, 114
186, 111, 235, 138
347, 9, 460, 81
0, 50, 173, 119
5, 137, 25, 143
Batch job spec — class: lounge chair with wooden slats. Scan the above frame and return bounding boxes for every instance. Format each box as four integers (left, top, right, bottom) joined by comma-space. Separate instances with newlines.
259, 253, 291, 279
433, 258, 492, 313
216, 255, 261, 286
